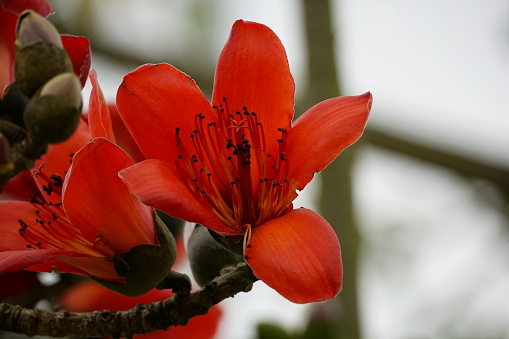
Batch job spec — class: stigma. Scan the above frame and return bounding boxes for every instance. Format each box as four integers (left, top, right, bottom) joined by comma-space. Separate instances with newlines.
175, 98, 293, 234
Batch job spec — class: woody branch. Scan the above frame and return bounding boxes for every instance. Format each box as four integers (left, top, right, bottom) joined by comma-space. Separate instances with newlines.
0, 263, 256, 338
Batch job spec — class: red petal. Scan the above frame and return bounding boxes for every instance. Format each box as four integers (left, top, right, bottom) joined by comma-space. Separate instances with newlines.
0, 169, 38, 200
0, 249, 81, 274
245, 208, 342, 303
1, 0, 53, 16
32, 119, 90, 204
26, 259, 90, 275
0, 9, 17, 91
23, 256, 121, 281
87, 70, 115, 142
61, 35, 91, 88
286, 92, 372, 190
120, 159, 237, 236
116, 63, 213, 164
58, 257, 122, 281
0, 202, 118, 279
212, 20, 295, 159
63, 138, 156, 254
0, 201, 82, 273
108, 103, 145, 163
0, 201, 47, 251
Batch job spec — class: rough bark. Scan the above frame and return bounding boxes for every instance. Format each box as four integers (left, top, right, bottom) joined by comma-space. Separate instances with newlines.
0, 263, 256, 338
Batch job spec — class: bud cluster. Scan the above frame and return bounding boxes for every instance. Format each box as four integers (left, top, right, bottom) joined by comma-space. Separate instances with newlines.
0, 10, 83, 190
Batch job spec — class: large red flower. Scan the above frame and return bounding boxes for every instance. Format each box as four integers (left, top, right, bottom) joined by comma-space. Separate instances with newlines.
0, 72, 158, 283
117, 20, 372, 303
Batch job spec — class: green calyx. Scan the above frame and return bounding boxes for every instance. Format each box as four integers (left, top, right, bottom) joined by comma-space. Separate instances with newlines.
188, 224, 244, 287
15, 43, 73, 99
93, 210, 177, 296
23, 73, 82, 144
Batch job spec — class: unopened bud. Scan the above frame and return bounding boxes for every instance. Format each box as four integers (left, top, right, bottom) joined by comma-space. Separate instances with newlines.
93, 211, 178, 297
187, 224, 244, 286
14, 11, 73, 98
16, 10, 63, 48
23, 73, 82, 144
40, 73, 82, 110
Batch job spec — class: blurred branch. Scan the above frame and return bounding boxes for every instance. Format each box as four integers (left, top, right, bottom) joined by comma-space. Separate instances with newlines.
48, 1, 214, 95
300, 0, 341, 110
82, 47, 214, 94
0, 263, 256, 338
300, 0, 362, 338
364, 128, 509, 196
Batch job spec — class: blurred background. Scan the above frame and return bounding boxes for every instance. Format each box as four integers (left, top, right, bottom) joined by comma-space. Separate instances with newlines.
5, 0, 508, 338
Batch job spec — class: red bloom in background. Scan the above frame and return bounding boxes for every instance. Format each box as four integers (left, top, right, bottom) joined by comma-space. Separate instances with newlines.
0, 71, 157, 282
0, 0, 91, 91
0, 271, 41, 303
117, 20, 372, 303
60, 279, 222, 339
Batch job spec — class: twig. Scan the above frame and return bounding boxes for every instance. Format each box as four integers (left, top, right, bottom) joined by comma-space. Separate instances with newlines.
0, 263, 257, 338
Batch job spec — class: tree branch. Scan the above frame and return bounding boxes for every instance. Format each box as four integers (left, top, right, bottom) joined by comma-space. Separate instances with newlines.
0, 263, 257, 338
364, 127, 509, 196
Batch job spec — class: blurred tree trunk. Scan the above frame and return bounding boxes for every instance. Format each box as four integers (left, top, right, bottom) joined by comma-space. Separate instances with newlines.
299, 0, 361, 338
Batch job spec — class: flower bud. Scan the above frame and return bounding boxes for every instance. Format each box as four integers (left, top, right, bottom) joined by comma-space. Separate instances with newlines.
39, 72, 82, 110
93, 211, 178, 297
16, 10, 63, 49
187, 224, 244, 286
23, 73, 82, 144
14, 11, 73, 98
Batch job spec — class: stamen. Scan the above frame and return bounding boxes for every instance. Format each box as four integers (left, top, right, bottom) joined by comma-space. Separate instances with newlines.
243, 224, 252, 260
18, 166, 110, 257
174, 98, 292, 234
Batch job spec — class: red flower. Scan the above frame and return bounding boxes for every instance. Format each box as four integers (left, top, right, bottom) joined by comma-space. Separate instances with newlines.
0, 72, 161, 285
59, 279, 222, 339
117, 20, 372, 303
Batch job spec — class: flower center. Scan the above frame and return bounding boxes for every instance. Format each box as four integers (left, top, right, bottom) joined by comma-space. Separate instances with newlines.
17, 162, 108, 257
175, 98, 294, 234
